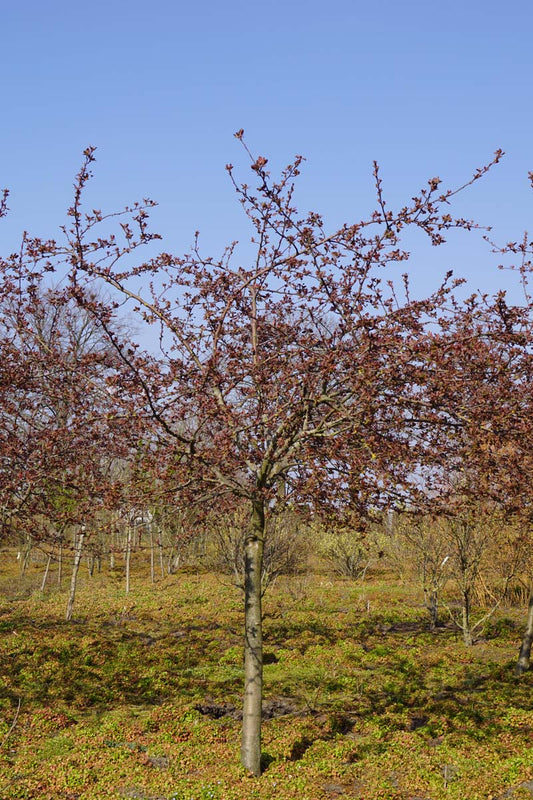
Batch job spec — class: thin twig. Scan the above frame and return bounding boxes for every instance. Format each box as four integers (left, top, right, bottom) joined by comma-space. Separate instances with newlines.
0, 698, 21, 748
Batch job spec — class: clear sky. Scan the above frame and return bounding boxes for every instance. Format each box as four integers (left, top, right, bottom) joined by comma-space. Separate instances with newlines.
1, 0, 532, 301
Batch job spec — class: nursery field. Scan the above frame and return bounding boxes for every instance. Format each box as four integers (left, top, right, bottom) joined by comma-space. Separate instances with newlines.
0, 561, 532, 800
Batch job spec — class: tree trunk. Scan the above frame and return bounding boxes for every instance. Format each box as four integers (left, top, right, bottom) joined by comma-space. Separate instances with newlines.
150, 524, 155, 584
240, 499, 265, 776
159, 534, 164, 579
516, 593, 533, 675
462, 589, 473, 646
57, 541, 63, 586
125, 526, 132, 594
40, 554, 52, 592
167, 549, 180, 575
110, 514, 117, 569
20, 536, 32, 576
422, 557, 438, 629
66, 529, 85, 622
426, 587, 439, 630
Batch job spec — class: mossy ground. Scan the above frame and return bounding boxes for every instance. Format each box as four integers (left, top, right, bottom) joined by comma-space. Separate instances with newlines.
0, 560, 532, 799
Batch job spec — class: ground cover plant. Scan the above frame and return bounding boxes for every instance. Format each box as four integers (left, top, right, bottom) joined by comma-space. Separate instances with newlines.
1, 555, 533, 800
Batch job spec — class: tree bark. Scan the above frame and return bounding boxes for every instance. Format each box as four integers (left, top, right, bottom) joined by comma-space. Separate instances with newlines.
462, 589, 473, 647
57, 541, 63, 586
40, 554, 52, 592
158, 533, 164, 579
516, 593, 533, 675
20, 536, 32, 576
66, 529, 85, 622
240, 499, 265, 776
425, 587, 439, 630
125, 525, 132, 594
150, 523, 155, 584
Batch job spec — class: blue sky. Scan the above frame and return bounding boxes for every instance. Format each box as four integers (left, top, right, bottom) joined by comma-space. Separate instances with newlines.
1, 0, 532, 301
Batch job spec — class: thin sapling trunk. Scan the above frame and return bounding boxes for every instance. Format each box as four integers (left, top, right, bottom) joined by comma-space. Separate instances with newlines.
57, 541, 63, 586
150, 523, 155, 584
66, 528, 85, 622
125, 525, 132, 594
40, 554, 52, 592
462, 588, 474, 647
241, 499, 265, 776
516, 593, 533, 675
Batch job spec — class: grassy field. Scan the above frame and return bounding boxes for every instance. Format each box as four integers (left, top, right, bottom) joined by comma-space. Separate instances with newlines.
0, 560, 532, 799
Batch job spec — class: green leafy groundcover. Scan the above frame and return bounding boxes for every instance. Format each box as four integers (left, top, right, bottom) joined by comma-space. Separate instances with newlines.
0, 568, 532, 799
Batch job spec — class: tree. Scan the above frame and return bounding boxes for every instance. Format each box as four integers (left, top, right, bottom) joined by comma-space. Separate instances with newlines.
406, 269, 533, 654
0, 262, 141, 616
409, 269, 533, 650
484, 234, 533, 673
18, 140, 503, 774
391, 513, 451, 629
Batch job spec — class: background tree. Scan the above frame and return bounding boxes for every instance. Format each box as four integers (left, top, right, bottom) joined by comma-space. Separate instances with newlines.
0, 265, 143, 614
483, 235, 533, 673
408, 271, 533, 649
390, 514, 451, 629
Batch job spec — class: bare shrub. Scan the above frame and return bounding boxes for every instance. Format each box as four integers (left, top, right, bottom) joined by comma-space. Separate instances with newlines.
314, 513, 380, 581
441, 509, 528, 645
319, 530, 372, 580
208, 508, 308, 593
390, 514, 451, 629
